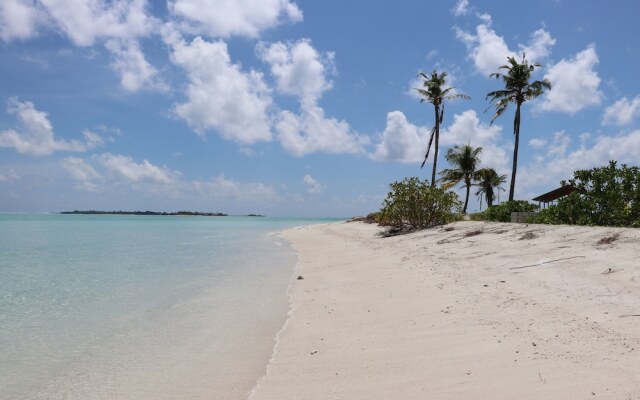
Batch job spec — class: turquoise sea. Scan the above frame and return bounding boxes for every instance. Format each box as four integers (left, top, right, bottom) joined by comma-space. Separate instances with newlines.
0, 214, 336, 400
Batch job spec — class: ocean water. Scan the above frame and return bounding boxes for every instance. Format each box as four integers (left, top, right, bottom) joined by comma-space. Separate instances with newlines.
0, 214, 333, 400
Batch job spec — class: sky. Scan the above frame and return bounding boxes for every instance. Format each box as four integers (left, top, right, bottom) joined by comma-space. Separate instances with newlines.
1, 0, 640, 217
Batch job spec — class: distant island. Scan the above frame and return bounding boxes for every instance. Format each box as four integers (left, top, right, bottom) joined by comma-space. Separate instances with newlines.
60, 211, 266, 217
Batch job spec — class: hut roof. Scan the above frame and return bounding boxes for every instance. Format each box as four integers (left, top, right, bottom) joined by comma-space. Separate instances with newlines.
532, 185, 577, 203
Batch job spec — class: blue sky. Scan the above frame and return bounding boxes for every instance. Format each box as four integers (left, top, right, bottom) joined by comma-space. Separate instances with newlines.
1, 0, 640, 217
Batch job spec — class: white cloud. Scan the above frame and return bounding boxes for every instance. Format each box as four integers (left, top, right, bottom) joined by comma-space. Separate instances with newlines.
61, 156, 101, 181
166, 33, 272, 144
528, 137, 547, 149
40, 0, 155, 46
0, 98, 106, 156
452, 0, 470, 16
258, 39, 368, 156
303, 174, 325, 194
168, 0, 302, 38
370, 109, 508, 173
548, 130, 570, 157
105, 39, 166, 92
256, 39, 333, 103
519, 29, 556, 62
0, 0, 43, 41
276, 103, 369, 157
60, 153, 278, 202
456, 18, 554, 75
537, 46, 602, 114
440, 110, 509, 173
602, 96, 640, 126
370, 111, 427, 163
519, 129, 640, 195
441, 110, 501, 145
190, 173, 278, 201
95, 153, 178, 184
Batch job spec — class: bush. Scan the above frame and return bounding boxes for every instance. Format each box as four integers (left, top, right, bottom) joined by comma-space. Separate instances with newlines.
378, 177, 462, 229
527, 161, 640, 227
471, 200, 539, 222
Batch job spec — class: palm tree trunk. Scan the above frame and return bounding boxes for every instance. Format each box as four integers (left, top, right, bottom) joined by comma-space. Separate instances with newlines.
463, 179, 470, 213
431, 104, 440, 187
508, 103, 521, 201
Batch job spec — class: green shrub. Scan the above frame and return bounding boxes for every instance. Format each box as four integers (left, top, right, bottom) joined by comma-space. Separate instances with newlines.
528, 161, 640, 227
378, 177, 462, 229
472, 200, 539, 222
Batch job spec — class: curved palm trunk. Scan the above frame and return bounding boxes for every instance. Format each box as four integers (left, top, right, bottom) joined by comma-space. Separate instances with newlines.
463, 178, 471, 213
508, 103, 521, 201
431, 104, 440, 187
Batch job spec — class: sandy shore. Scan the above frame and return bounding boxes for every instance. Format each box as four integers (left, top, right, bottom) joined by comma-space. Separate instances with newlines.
249, 221, 640, 399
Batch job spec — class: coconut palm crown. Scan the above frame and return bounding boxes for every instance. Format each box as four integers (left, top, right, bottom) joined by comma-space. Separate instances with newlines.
416, 70, 469, 187
439, 144, 483, 213
486, 53, 550, 201
474, 168, 507, 208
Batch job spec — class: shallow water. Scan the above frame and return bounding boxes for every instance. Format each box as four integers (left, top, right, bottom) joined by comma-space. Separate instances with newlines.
0, 215, 332, 399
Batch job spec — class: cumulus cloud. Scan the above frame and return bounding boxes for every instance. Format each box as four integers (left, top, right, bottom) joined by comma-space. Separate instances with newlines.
256, 39, 334, 103
440, 110, 509, 172
370, 110, 508, 173
276, 103, 368, 156
528, 137, 547, 149
61, 156, 101, 181
95, 153, 179, 184
190, 173, 278, 201
602, 96, 640, 126
258, 39, 368, 156
1, 1, 160, 93
452, 0, 470, 16
105, 39, 166, 92
166, 32, 272, 144
0, 0, 43, 41
519, 29, 556, 62
456, 17, 555, 75
60, 153, 279, 202
168, 0, 302, 38
537, 46, 602, 114
40, 0, 155, 46
370, 111, 427, 163
0, 98, 106, 156
519, 129, 640, 194
303, 174, 325, 194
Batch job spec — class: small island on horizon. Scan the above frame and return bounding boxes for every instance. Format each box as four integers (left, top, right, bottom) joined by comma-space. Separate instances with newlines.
60, 210, 266, 217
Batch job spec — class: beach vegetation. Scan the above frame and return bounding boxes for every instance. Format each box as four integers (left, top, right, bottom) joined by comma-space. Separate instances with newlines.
474, 167, 507, 208
486, 53, 551, 202
416, 70, 470, 187
439, 144, 483, 213
471, 200, 538, 222
527, 161, 640, 227
378, 177, 462, 230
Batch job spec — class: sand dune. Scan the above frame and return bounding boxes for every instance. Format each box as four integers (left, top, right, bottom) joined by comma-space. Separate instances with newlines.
249, 221, 640, 399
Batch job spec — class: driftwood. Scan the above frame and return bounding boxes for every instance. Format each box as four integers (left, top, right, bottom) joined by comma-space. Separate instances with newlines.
510, 256, 586, 270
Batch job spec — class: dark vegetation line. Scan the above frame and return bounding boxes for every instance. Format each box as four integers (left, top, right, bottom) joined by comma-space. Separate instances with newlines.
60, 210, 266, 217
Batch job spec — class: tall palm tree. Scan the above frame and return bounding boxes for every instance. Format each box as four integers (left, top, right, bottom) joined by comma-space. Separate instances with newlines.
486, 53, 550, 201
439, 144, 483, 213
474, 168, 507, 208
416, 70, 469, 187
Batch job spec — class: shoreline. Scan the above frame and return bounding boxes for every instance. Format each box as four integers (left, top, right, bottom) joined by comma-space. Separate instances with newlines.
249, 221, 640, 399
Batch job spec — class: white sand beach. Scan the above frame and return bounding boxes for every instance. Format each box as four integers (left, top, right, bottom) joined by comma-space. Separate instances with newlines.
250, 221, 640, 399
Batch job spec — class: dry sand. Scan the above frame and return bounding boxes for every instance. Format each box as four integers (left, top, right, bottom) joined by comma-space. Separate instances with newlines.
249, 221, 640, 400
